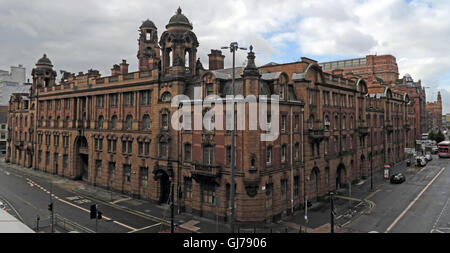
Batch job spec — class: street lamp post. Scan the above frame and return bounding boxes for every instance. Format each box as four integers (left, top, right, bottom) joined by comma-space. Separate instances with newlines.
221, 42, 247, 233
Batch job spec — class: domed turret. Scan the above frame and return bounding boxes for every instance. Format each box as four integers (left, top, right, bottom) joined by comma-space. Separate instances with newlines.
166, 7, 193, 30
141, 19, 157, 29
159, 7, 199, 75
32, 54, 57, 91
137, 19, 160, 71
36, 54, 53, 67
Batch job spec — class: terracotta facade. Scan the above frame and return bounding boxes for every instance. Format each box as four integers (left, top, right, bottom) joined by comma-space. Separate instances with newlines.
6, 9, 417, 223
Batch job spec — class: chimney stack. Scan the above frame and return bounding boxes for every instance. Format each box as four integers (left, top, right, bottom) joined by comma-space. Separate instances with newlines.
111, 64, 120, 76
208, 50, 225, 70
120, 60, 129, 74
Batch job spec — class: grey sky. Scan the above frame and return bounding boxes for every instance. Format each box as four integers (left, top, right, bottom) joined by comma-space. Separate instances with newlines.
0, 0, 449, 112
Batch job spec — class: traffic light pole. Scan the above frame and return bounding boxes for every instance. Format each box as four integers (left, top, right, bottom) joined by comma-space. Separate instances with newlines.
171, 182, 175, 233
330, 192, 334, 233
50, 182, 54, 233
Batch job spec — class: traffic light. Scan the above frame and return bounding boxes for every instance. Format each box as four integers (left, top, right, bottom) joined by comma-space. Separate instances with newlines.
97, 211, 102, 220
90, 204, 97, 219
48, 203, 53, 212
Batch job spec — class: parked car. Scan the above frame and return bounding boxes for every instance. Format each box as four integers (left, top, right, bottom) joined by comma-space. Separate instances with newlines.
432, 147, 439, 154
0, 201, 6, 211
425, 152, 433, 161
416, 156, 427, 167
390, 173, 406, 184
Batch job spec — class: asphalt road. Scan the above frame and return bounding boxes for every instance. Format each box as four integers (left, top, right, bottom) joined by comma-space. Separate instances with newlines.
347, 156, 450, 233
0, 162, 169, 233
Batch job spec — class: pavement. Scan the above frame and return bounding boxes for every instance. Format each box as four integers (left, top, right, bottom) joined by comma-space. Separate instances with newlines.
0, 157, 415, 233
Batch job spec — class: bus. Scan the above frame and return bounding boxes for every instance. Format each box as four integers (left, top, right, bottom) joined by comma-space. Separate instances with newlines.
437, 141, 450, 158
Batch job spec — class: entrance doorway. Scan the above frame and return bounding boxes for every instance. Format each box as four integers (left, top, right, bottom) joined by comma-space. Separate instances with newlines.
159, 173, 170, 204
336, 164, 346, 190
80, 154, 88, 181
74, 136, 89, 181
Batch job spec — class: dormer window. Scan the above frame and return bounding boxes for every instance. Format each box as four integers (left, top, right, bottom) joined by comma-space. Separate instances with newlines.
161, 92, 171, 102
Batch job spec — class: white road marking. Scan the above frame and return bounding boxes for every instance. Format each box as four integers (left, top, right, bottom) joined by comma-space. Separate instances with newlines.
127, 223, 162, 233
385, 167, 446, 233
26, 178, 137, 232
111, 197, 132, 204
430, 197, 450, 233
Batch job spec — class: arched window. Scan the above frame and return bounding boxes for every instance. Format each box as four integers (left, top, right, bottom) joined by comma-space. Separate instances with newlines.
334, 115, 339, 130
56, 116, 60, 128
342, 115, 346, 129
350, 116, 354, 129
184, 143, 192, 161
161, 111, 169, 130
161, 92, 171, 102
309, 115, 314, 129
142, 114, 150, 130
98, 115, 104, 129
111, 115, 118, 130
65, 116, 70, 128
169, 49, 173, 67
185, 50, 190, 68
310, 169, 319, 199
324, 115, 330, 130
126, 115, 133, 130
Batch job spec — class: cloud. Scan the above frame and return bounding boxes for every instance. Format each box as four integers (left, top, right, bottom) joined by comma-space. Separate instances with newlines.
0, 0, 450, 115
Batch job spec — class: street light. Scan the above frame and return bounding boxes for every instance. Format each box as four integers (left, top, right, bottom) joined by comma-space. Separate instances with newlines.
220, 42, 247, 233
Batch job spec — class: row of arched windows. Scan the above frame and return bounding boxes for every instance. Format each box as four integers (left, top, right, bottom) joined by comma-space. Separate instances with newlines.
323, 114, 355, 131
97, 114, 151, 130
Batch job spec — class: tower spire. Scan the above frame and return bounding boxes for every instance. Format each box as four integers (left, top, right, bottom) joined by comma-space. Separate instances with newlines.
243, 45, 260, 77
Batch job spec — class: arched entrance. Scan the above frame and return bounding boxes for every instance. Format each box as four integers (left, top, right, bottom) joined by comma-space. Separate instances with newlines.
309, 167, 320, 201
27, 150, 33, 168
159, 173, 171, 204
336, 164, 346, 190
74, 136, 89, 181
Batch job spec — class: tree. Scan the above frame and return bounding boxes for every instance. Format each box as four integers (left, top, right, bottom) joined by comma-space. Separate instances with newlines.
428, 129, 445, 144
435, 130, 445, 144
428, 130, 436, 142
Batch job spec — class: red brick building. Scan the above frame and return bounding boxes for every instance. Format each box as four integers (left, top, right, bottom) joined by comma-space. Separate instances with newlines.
319, 55, 400, 86
394, 74, 427, 139
6, 8, 417, 223
426, 91, 442, 131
